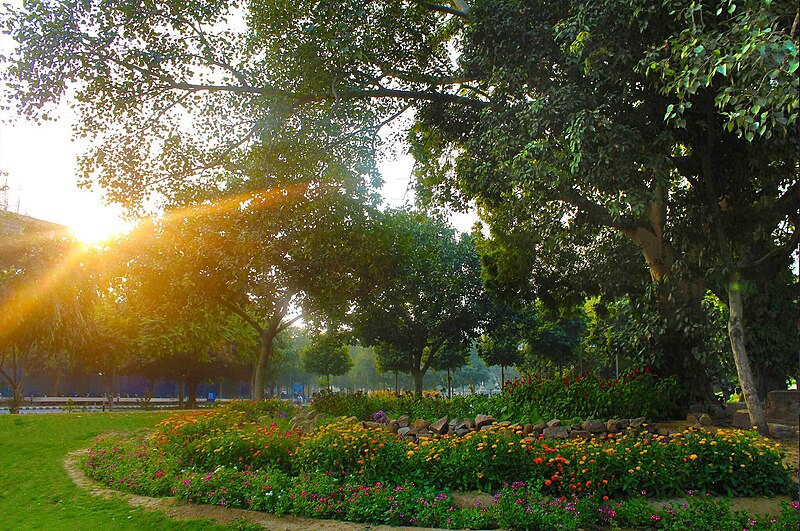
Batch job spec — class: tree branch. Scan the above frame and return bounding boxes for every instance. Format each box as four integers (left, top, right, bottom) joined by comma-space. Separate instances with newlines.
415, 1, 469, 18
215, 297, 264, 335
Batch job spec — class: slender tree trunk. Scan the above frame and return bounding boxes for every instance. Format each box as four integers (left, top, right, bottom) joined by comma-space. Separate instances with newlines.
394, 371, 399, 394
501, 366, 505, 389
103, 374, 114, 412
186, 379, 198, 409
727, 272, 768, 435
698, 115, 767, 436
51, 369, 62, 397
177, 381, 184, 407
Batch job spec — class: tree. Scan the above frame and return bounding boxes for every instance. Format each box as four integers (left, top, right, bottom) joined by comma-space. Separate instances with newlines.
0, 214, 93, 411
301, 333, 353, 390
352, 209, 486, 397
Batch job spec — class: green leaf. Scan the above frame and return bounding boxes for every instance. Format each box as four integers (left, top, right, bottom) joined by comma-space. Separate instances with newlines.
788, 60, 798, 74
716, 64, 727, 76
694, 45, 705, 54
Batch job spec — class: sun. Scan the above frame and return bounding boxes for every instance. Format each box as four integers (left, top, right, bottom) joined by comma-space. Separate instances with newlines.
69, 213, 133, 246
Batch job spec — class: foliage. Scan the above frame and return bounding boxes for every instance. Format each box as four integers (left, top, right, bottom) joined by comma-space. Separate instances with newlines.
351, 209, 488, 396
301, 333, 353, 387
311, 390, 497, 423
312, 371, 682, 423
644, 0, 798, 140
504, 371, 683, 421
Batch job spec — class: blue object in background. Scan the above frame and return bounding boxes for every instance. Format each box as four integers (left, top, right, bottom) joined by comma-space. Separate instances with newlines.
207, 392, 218, 403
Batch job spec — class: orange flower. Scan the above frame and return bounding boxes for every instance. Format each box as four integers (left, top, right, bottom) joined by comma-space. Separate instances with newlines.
545, 479, 552, 486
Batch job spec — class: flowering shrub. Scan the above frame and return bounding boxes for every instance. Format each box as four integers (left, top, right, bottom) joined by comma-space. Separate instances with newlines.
152, 400, 300, 472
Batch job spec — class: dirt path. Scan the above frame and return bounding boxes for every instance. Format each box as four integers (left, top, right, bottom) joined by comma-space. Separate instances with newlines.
65, 450, 457, 531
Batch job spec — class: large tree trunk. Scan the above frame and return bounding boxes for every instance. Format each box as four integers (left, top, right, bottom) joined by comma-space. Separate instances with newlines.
186, 378, 198, 409
727, 272, 768, 435
252, 332, 275, 401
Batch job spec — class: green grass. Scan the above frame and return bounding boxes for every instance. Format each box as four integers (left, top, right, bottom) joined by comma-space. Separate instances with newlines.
0, 411, 245, 530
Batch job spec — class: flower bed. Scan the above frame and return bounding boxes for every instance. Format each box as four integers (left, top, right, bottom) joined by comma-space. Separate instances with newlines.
82, 401, 796, 530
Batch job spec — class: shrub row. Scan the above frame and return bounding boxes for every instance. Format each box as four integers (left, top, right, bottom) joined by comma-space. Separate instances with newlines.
312, 371, 683, 424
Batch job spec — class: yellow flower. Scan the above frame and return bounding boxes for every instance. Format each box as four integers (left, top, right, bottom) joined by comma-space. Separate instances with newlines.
689, 454, 698, 460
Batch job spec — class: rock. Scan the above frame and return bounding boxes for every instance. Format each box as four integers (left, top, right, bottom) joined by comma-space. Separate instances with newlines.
454, 428, 470, 437
698, 414, 713, 427
630, 417, 646, 428
413, 419, 431, 430
606, 419, 622, 433
768, 423, 798, 440
543, 426, 570, 439
430, 416, 449, 435
523, 424, 534, 435
464, 418, 476, 430
657, 427, 674, 436
569, 430, 591, 439
397, 415, 411, 428
546, 419, 561, 428
479, 424, 494, 431
731, 410, 752, 429
571, 424, 582, 431
452, 421, 467, 432
686, 413, 700, 424
449, 418, 459, 427
387, 421, 399, 434
688, 404, 707, 414
475, 415, 496, 429
619, 419, 630, 430
363, 421, 382, 429
534, 421, 549, 432
765, 391, 800, 424
396, 426, 410, 436
582, 420, 606, 433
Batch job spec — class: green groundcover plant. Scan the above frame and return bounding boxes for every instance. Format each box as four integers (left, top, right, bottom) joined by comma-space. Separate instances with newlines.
311, 371, 682, 423
82, 401, 796, 530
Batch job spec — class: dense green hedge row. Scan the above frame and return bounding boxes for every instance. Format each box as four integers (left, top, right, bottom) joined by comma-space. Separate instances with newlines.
312, 371, 683, 423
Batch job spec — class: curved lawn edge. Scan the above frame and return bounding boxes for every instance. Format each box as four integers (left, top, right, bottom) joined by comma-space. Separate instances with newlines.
64, 449, 466, 531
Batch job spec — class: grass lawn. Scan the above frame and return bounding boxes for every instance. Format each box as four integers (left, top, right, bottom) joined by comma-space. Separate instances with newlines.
0, 411, 244, 531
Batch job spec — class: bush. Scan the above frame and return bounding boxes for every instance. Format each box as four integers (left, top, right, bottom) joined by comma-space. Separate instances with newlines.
503, 370, 683, 421
311, 371, 683, 424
